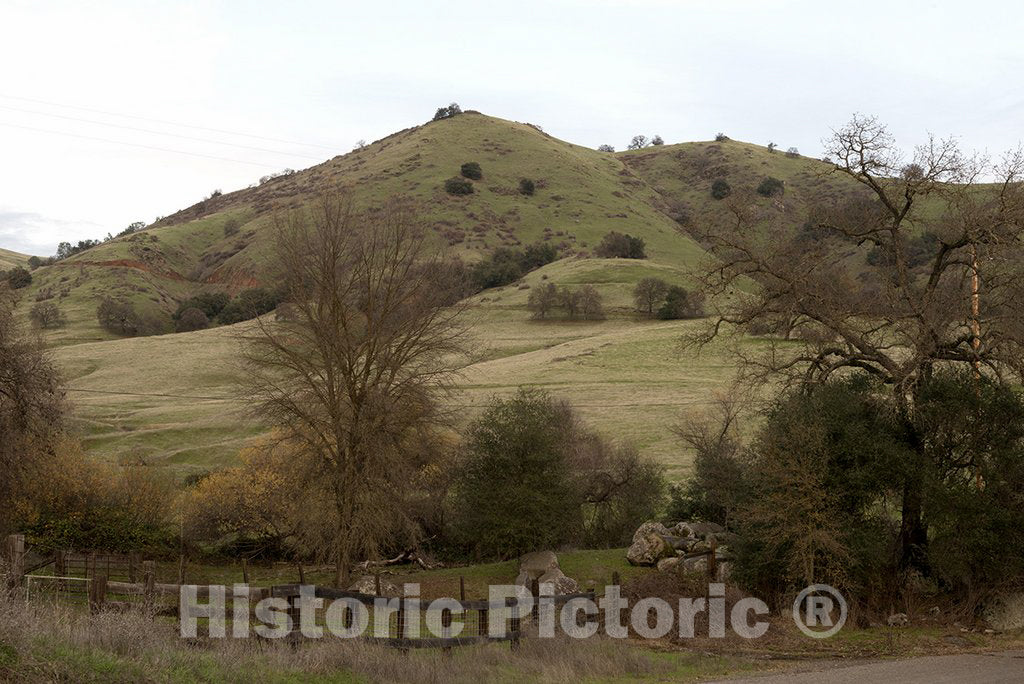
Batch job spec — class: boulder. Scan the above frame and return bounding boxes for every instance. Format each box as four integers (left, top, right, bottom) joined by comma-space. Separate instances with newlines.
348, 575, 400, 597
687, 521, 725, 539
538, 568, 579, 595
661, 534, 697, 552
717, 561, 732, 582
887, 612, 909, 627
681, 556, 708, 575
631, 521, 671, 543
519, 550, 559, 581
627, 530, 674, 566
657, 556, 682, 573
983, 592, 1024, 631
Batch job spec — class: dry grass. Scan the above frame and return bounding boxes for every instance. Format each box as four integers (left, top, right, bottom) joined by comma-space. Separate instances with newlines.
0, 590, 752, 683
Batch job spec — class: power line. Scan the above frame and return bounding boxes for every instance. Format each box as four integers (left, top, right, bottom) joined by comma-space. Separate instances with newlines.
0, 104, 326, 160
0, 121, 285, 168
0, 93, 340, 150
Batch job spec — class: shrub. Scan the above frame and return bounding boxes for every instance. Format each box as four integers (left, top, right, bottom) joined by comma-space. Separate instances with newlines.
656, 286, 703, 319
785, 146, 800, 158
756, 176, 785, 197
714, 133, 729, 142
97, 298, 140, 336
597, 144, 615, 153
28, 301, 65, 329
5, 267, 31, 289
175, 307, 209, 332
26, 256, 42, 270
767, 142, 776, 153
594, 231, 646, 259
223, 217, 240, 237
174, 292, 230, 320
469, 243, 558, 291
650, 135, 664, 146
710, 179, 731, 200
460, 162, 482, 180
633, 277, 669, 316
444, 177, 474, 195
217, 288, 282, 324
518, 178, 535, 196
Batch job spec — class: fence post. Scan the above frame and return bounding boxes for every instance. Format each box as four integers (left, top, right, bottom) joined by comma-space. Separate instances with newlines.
459, 575, 466, 602
90, 573, 107, 613
241, 558, 249, 585
4, 534, 25, 590
708, 538, 718, 581
530, 577, 540, 620
297, 563, 305, 585
129, 553, 139, 583
143, 561, 156, 601
509, 597, 521, 651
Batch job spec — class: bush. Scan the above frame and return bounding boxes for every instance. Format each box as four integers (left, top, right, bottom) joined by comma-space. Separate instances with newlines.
96, 298, 169, 337
650, 135, 664, 146
444, 177, 474, 195
767, 142, 777, 153
594, 231, 646, 259
217, 288, 282, 324
656, 286, 703, 319
460, 162, 482, 180
5, 267, 31, 289
785, 147, 800, 158
26, 256, 42, 270
597, 144, 615, 153
756, 176, 785, 197
28, 301, 65, 329
710, 179, 731, 200
518, 178, 535, 196
223, 217, 240, 237
627, 135, 649, 150
715, 133, 729, 142
175, 307, 209, 332
174, 292, 230, 320
469, 243, 558, 291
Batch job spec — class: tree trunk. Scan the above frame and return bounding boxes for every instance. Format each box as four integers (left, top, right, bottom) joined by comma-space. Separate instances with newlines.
898, 469, 929, 573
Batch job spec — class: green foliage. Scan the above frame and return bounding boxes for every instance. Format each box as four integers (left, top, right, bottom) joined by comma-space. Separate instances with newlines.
174, 292, 230, 321
432, 102, 462, 121
460, 162, 483, 180
656, 286, 703, 319
714, 133, 729, 142
527, 282, 560, 319
23, 509, 173, 555
594, 231, 646, 259
217, 288, 282, 324
597, 144, 615, 153
756, 176, 785, 197
650, 135, 664, 146
5, 266, 31, 289
452, 389, 582, 558
175, 307, 209, 332
27, 256, 42, 270
469, 243, 558, 291
518, 178, 536, 196
223, 217, 240, 237
444, 177, 474, 195
633, 277, 669, 316
710, 179, 731, 200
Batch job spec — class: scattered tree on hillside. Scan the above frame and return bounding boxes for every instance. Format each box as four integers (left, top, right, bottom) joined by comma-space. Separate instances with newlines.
241, 195, 467, 585
527, 282, 560, 319
432, 102, 462, 121
577, 284, 604, 320
597, 144, 615, 153
651, 135, 664, 146
559, 286, 582, 319
633, 277, 669, 316
689, 114, 1024, 569
518, 178, 536, 196
785, 146, 800, 158
5, 267, 31, 289
175, 307, 209, 332
657, 285, 704, 319
627, 135, 649, 150
29, 301, 66, 329
767, 142, 777, 153
756, 176, 785, 197
715, 133, 729, 142
469, 243, 558, 291
594, 231, 646, 259
217, 288, 282, 325
27, 256, 42, 270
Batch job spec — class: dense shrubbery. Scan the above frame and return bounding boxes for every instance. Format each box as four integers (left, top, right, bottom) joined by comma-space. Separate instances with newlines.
174, 292, 230, 321
444, 177, 474, 195
710, 179, 731, 200
175, 307, 209, 332
432, 102, 462, 121
757, 177, 785, 197
657, 285, 703, 319
518, 178, 536, 196
460, 162, 482, 180
594, 231, 646, 259
96, 298, 169, 337
450, 389, 664, 558
216, 288, 283, 324
469, 243, 558, 291
4, 266, 31, 289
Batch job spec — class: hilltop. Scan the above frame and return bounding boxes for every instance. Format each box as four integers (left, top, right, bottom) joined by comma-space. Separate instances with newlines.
0, 247, 30, 270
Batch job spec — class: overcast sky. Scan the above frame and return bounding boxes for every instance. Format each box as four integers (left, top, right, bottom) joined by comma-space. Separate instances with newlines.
1, 0, 1022, 256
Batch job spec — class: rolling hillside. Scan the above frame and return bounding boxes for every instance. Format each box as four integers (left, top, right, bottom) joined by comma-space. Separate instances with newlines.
12, 111, 872, 478
0, 247, 30, 270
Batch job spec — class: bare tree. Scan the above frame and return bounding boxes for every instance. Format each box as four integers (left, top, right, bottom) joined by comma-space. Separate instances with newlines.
241, 195, 467, 585
689, 114, 1024, 568
627, 135, 649, 150
0, 287, 66, 534
527, 282, 559, 319
578, 284, 604, 320
633, 277, 669, 316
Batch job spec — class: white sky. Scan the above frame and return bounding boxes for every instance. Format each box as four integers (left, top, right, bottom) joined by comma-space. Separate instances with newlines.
1, 0, 1022, 256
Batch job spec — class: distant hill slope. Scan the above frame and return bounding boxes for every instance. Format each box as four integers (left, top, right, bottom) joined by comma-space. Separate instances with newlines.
0, 247, 30, 270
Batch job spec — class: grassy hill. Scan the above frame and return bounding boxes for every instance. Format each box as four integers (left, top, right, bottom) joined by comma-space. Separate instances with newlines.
19, 113, 868, 481
0, 247, 30, 270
